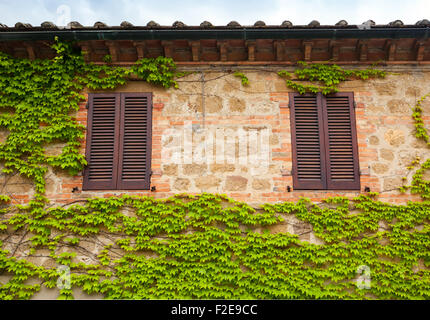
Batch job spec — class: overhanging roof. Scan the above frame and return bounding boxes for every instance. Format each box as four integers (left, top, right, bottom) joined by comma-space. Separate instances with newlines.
1, 20, 430, 64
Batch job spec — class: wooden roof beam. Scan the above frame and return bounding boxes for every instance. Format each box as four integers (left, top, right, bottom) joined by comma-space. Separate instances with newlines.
217, 41, 228, 62
78, 41, 92, 62
415, 40, 426, 61
133, 41, 146, 60
357, 40, 368, 61
274, 40, 286, 61
189, 41, 201, 62
161, 41, 174, 58
105, 41, 119, 62
246, 40, 256, 61
385, 39, 397, 61
303, 41, 313, 61
24, 43, 35, 60
330, 40, 340, 61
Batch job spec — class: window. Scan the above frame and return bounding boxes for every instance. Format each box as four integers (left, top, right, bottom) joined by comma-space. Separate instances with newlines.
289, 92, 360, 190
83, 93, 152, 190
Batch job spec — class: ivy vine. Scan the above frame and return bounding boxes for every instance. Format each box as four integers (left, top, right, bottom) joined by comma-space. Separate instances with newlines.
0, 40, 429, 300
399, 92, 430, 199
411, 92, 430, 145
278, 61, 386, 95
0, 38, 180, 202
0, 193, 429, 300
233, 72, 250, 86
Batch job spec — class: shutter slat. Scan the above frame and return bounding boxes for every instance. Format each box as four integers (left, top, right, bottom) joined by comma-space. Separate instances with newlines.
83, 94, 120, 190
322, 93, 360, 190
117, 93, 152, 190
290, 93, 327, 189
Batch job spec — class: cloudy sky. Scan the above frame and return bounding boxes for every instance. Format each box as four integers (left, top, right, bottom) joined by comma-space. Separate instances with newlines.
0, 0, 428, 27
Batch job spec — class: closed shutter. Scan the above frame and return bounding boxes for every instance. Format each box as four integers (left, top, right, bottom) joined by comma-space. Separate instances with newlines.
83, 93, 152, 191
289, 92, 360, 190
83, 93, 120, 190
322, 93, 360, 190
290, 93, 327, 189
117, 93, 152, 190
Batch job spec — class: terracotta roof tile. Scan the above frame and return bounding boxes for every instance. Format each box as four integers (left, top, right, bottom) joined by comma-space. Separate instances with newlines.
0, 20, 429, 30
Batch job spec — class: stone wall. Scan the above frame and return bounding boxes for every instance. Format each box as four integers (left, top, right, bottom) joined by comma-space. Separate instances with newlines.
3, 66, 430, 206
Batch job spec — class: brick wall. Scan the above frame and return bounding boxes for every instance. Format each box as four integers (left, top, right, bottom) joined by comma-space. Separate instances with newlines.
5, 66, 430, 206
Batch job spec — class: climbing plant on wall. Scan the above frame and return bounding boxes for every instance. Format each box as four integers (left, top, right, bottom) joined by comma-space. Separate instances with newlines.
0, 39, 179, 200
0, 40, 429, 300
399, 92, 430, 199
1, 192, 430, 300
277, 61, 386, 95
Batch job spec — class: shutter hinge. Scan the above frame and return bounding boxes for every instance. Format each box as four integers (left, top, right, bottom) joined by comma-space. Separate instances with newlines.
353, 101, 357, 109
85, 102, 89, 109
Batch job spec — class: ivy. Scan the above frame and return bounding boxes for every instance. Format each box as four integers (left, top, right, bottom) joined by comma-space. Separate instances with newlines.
411, 92, 430, 145
233, 72, 250, 86
132, 57, 179, 88
399, 93, 430, 199
0, 193, 429, 300
278, 61, 386, 95
0, 39, 180, 199
0, 40, 429, 300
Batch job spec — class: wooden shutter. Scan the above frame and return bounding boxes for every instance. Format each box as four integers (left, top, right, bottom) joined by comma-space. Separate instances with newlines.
83, 93, 120, 190
322, 93, 360, 190
290, 93, 327, 189
117, 93, 152, 190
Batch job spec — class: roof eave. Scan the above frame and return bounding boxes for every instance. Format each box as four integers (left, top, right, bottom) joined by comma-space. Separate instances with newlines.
1, 27, 429, 42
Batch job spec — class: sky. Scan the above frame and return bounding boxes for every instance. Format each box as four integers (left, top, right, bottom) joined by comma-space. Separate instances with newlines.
0, 0, 429, 27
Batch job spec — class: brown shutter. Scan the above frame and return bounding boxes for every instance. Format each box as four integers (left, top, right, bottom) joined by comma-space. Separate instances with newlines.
290, 93, 327, 189
322, 92, 360, 190
83, 93, 120, 190
117, 93, 152, 190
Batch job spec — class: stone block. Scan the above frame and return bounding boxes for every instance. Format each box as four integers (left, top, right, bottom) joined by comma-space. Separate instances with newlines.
225, 176, 248, 191
368, 135, 379, 145
195, 175, 221, 190
228, 97, 246, 112
206, 96, 223, 113
183, 164, 207, 175
383, 176, 403, 191
372, 163, 389, 174
162, 164, 178, 176
384, 129, 405, 147
387, 99, 409, 114
380, 149, 394, 161
252, 179, 271, 190
173, 178, 190, 191
210, 164, 235, 173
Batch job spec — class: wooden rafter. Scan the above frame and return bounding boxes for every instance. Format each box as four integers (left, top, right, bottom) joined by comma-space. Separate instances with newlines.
105, 41, 119, 62
133, 41, 146, 60
189, 41, 201, 62
357, 40, 368, 62
303, 41, 313, 61
274, 40, 286, 61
